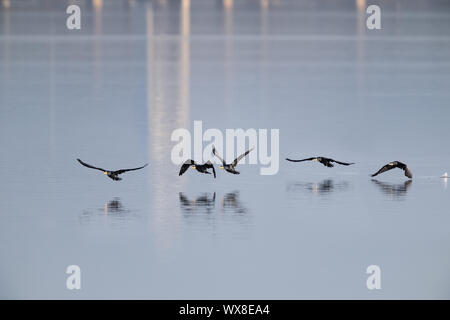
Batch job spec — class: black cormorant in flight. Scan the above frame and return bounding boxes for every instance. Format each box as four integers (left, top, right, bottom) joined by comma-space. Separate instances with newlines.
371, 161, 412, 179
77, 158, 148, 181
212, 146, 254, 174
179, 159, 216, 178
285, 157, 354, 168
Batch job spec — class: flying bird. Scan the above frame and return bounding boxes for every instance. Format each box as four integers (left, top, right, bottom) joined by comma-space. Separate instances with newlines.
285, 157, 354, 168
371, 161, 412, 179
76, 158, 148, 181
179, 159, 216, 178
212, 146, 254, 174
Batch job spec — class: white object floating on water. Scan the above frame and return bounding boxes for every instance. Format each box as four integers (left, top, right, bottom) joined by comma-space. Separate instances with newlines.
442, 172, 449, 178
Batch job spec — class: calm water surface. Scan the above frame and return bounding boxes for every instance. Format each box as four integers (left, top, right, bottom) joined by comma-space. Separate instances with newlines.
1, 0, 450, 299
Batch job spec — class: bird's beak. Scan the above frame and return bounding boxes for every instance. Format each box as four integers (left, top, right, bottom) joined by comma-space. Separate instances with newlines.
104, 172, 107, 175
388, 163, 393, 166
219, 166, 224, 169
313, 158, 318, 162
191, 166, 196, 169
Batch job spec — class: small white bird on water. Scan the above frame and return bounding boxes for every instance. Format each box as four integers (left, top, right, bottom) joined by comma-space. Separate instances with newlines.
442, 172, 449, 178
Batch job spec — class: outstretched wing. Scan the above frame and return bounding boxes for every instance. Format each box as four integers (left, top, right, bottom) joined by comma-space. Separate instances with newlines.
212, 146, 226, 165
77, 158, 107, 172
371, 163, 396, 177
115, 163, 148, 175
331, 159, 355, 166
404, 166, 413, 179
179, 159, 195, 176
205, 161, 216, 178
232, 147, 254, 166
285, 157, 315, 162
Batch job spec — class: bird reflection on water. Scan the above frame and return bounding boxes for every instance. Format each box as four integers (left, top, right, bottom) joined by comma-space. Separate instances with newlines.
79, 197, 135, 226
178, 191, 248, 215
179, 192, 216, 214
179, 191, 251, 233
103, 198, 129, 214
222, 191, 247, 214
287, 179, 349, 196
371, 179, 412, 199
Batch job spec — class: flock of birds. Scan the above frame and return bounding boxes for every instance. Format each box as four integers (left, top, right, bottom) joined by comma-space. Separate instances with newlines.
76, 145, 422, 181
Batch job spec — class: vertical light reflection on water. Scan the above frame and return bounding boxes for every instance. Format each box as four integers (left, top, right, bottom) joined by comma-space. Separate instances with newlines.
1, 0, 10, 128
260, 0, 269, 11
1, 0, 10, 75
223, 0, 233, 70
146, 1, 190, 251
93, 0, 103, 12
356, 0, 366, 92
260, 0, 269, 35
93, 0, 103, 33
0, 1, 10, 172
223, 0, 233, 126
355, 0, 367, 166
180, 0, 190, 128
2, 0, 10, 9
259, 0, 268, 121
49, 25, 56, 163
93, 0, 103, 89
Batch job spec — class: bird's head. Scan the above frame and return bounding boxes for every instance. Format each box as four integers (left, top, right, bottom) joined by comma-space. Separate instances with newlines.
104, 171, 108, 175
388, 163, 394, 166
219, 166, 224, 169
191, 165, 196, 169
313, 158, 319, 162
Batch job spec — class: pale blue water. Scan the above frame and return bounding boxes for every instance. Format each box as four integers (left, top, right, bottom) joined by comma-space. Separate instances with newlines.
1, 0, 450, 299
